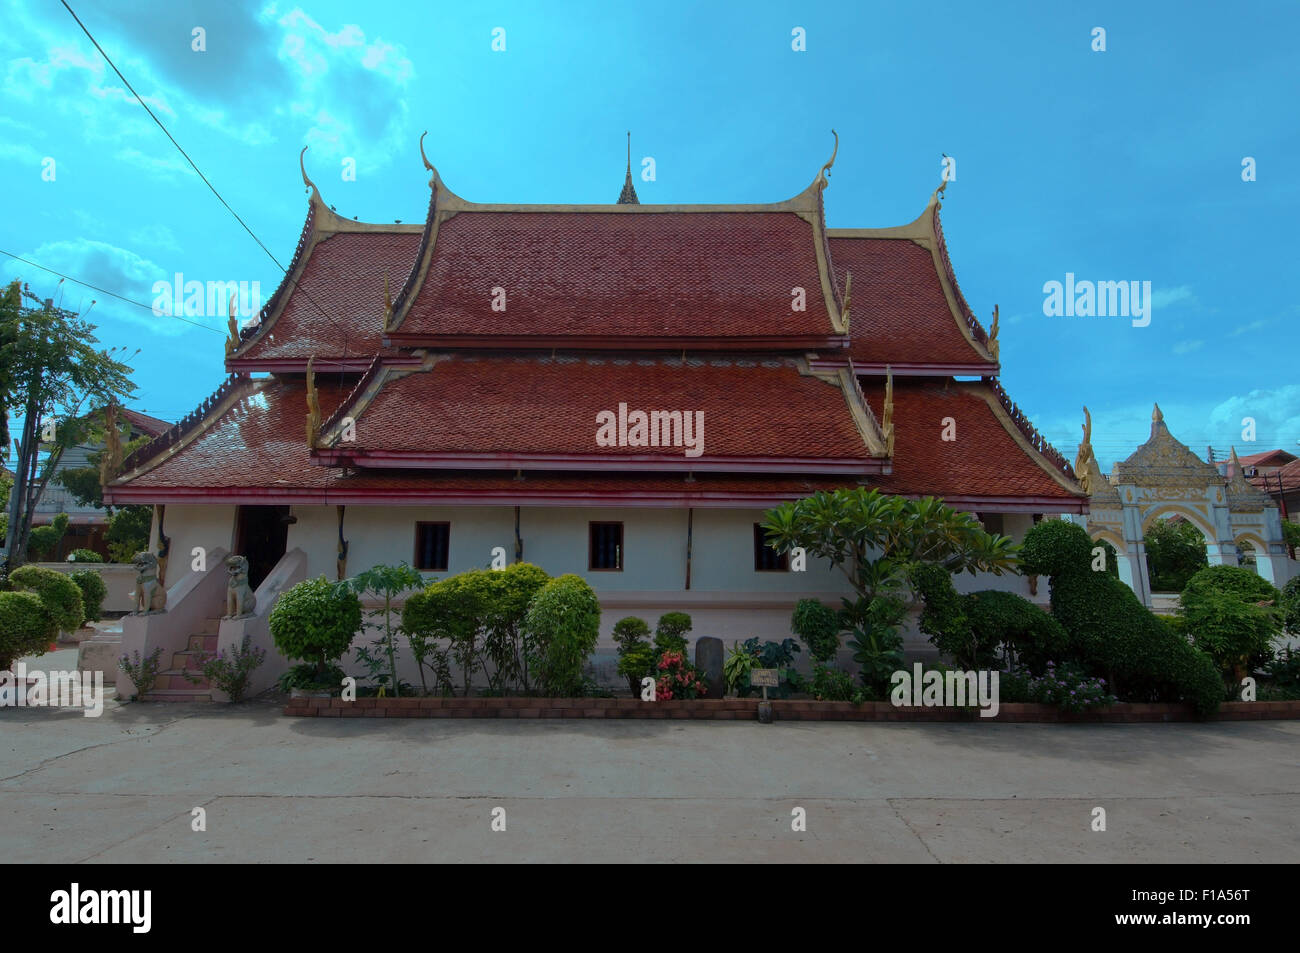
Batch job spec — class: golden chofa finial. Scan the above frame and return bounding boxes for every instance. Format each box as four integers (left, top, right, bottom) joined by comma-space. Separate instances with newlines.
419, 130, 438, 187
1152, 402, 1164, 424
815, 129, 839, 190
1075, 406, 1095, 494
306, 355, 322, 449
841, 271, 852, 334
382, 274, 393, 331
987, 304, 1000, 361
882, 365, 895, 457
299, 145, 321, 203
224, 292, 240, 356
929, 154, 950, 206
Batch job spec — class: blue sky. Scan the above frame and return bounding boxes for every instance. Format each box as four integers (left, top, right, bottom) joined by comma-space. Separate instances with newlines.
3, 0, 1297, 470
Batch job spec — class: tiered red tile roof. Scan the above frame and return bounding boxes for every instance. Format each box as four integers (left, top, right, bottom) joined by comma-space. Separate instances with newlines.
106, 145, 1084, 512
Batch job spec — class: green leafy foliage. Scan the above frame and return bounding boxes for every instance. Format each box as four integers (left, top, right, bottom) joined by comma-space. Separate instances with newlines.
809, 663, 866, 703
27, 513, 69, 561
105, 506, 152, 564
653, 611, 692, 656
68, 568, 107, 624
738, 637, 805, 698
277, 662, 347, 694
1178, 565, 1281, 680
196, 634, 266, 702
269, 576, 362, 676
1282, 520, 1300, 551
910, 563, 1067, 672
791, 598, 840, 662
1143, 517, 1208, 593
1020, 519, 1221, 715
612, 616, 651, 653
66, 549, 103, 563
0, 280, 135, 570
524, 573, 601, 697
764, 489, 1017, 690
1282, 576, 1300, 635
723, 640, 757, 695
1091, 537, 1120, 577
118, 647, 163, 700
1025, 661, 1117, 713
9, 564, 83, 634
0, 590, 55, 668
344, 563, 424, 697
617, 642, 656, 694
1264, 646, 1300, 699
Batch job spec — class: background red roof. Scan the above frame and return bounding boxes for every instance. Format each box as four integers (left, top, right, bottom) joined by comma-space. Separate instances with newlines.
398, 211, 834, 339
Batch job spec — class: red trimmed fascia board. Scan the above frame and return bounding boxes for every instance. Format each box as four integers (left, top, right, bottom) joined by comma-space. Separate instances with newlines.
104, 486, 1082, 511
309, 450, 888, 475
383, 333, 850, 351
806, 359, 1000, 377
102, 486, 844, 508
225, 357, 423, 374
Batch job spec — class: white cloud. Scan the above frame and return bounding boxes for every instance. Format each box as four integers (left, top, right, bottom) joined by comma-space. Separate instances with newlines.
1150, 285, 1195, 310
1172, 339, 1203, 355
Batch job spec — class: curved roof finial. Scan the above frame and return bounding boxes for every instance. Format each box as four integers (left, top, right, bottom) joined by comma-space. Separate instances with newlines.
882, 365, 895, 457
1152, 402, 1164, 424
816, 129, 839, 190
299, 146, 320, 203
987, 304, 1000, 360
419, 130, 438, 187
929, 154, 950, 206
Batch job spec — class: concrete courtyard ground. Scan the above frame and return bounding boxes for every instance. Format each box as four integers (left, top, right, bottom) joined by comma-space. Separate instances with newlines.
4, 665, 1298, 863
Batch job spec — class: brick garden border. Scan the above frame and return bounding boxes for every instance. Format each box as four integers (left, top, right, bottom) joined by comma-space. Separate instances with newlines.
284, 696, 1300, 723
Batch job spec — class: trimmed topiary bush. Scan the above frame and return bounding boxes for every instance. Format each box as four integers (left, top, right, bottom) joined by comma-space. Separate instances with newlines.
269, 575, 362, 680
791, 598, 841, 662
68, 569, 107, 625
27, 513, 70, 561
0, 591, 55, 669
612, 616, 651, 653
616, 642, 656, 694
653, 611, 692, 656
9, 565, 83, 635
1020, 519, 1221, 715
911, 563, 1067, 672
1283, 576, 1300, 635
66, 549, 103, 564
524, 574, 601, 697
1178, 565, 1281, 681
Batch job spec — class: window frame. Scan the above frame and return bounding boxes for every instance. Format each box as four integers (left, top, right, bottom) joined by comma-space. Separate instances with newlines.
588, 521, 624, 572
413, 521, 451, 572
753, 523, 790, 573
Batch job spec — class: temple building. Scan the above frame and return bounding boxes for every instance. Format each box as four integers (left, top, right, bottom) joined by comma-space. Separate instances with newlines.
103, 134, 1088, 695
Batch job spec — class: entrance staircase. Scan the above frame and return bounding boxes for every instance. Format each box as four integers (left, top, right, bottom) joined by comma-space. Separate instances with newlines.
142, 617, 221, 702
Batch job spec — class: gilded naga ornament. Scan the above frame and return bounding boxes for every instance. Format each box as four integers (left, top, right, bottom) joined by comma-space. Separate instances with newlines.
306, 356, 322, 448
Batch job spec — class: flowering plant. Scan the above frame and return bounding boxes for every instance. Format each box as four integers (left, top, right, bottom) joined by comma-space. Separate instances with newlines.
654, 650, 707, 700
193, 634, 266, 702
1027, 661, 1116, 713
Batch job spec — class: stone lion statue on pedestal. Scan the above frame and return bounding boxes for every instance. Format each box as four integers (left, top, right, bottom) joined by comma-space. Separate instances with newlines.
224, 555, 257, 619
131, 552, 167, 615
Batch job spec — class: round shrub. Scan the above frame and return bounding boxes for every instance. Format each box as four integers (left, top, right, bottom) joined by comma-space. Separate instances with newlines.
66, 549, 104, 563
524, 574, 601, 697
9, 565, 84, 635
68, 569, 108, 624
269, 575, 362, 675
1179, 565, 1281, 677
963, 590, 1069, 673
616, 642, 656, 694
0, 591, 55, 669
1018, 517, 1092, 578
791, 599, 841, 662
612, 616, 651, 653
653, 611, 692, 655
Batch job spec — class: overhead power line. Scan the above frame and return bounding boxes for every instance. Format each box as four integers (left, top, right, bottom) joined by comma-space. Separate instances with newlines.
0, 248, 223, 335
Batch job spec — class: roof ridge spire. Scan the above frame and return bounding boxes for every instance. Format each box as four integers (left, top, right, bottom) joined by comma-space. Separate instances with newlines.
618, 130, 640, 204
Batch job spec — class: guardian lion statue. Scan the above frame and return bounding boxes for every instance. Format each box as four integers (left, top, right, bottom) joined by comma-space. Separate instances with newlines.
224, 555, 257, 619
131, 552, 167, 615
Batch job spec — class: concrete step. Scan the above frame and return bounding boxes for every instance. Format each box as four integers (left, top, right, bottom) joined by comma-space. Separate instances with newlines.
141, 688, 213, 703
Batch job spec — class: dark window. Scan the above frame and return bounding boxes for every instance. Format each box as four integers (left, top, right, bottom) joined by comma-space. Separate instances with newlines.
414, 522, 450, 572
754, 524, 789, 572
589, 522, 623, 571
978, 512, 1005, 536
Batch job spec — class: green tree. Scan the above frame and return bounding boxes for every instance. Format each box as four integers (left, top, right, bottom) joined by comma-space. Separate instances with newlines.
1178, 565, 1281, 682
344, 563, 425, 696
1144, 517, 1208, 592
762, 489, 1018, 691
105, 506, 152, 563
1, 280, 135, 570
